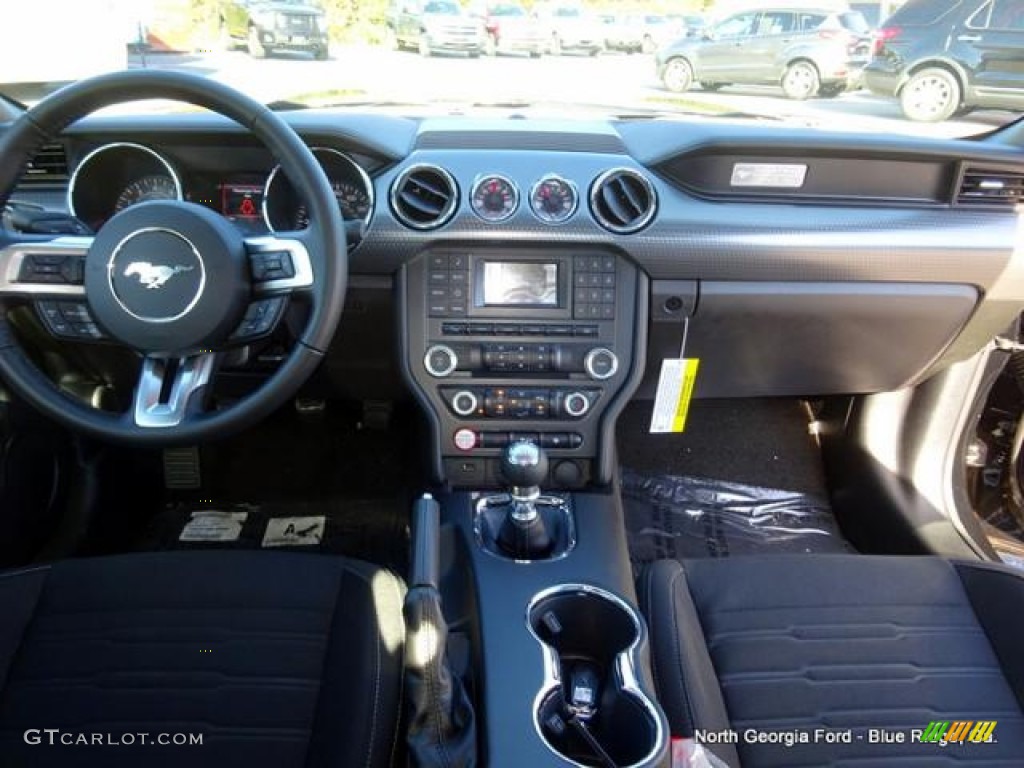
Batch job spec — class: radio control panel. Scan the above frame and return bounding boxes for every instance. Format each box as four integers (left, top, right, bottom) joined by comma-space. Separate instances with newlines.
401, 248, 642, 488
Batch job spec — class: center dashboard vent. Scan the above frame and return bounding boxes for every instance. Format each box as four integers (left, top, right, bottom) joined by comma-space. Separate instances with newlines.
390, 164, 458, 230
589, 168, 657, 234
956, 167, 1024, 209
23, 142, 69, 185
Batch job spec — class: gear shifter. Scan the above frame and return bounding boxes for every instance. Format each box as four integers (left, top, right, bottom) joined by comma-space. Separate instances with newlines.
496, 440, 555, 559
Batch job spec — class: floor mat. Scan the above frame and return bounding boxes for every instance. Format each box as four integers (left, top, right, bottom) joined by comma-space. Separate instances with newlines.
616, 399, 828, 498
137, 497, 409, 573
622, 468, 852, 563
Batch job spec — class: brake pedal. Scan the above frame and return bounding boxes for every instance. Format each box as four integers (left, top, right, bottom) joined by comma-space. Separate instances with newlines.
163, 446, 201, 490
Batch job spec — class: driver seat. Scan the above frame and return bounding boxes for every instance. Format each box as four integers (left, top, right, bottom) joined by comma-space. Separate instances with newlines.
0, 550, 406, 767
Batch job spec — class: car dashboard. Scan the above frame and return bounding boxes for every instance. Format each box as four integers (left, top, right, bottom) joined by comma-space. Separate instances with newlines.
7, 109, 1024, 489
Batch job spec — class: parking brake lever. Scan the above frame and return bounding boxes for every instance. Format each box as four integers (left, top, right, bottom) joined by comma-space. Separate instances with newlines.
404, 494, 478, 768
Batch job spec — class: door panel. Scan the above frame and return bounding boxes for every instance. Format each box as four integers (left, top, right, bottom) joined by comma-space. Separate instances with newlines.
745, 11, 796, 82
700, 12, 759, 81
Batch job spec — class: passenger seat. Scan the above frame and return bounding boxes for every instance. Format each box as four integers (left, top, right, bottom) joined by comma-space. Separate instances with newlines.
638, 555, 1024, 766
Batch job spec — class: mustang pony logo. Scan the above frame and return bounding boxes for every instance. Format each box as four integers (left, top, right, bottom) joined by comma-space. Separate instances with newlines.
123, 262, 194, 290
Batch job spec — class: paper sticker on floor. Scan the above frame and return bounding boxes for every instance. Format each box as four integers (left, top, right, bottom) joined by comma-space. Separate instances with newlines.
179, 510, 248, 542
262, 517, 325, 548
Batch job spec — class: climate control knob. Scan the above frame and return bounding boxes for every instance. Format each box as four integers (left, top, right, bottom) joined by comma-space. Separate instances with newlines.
451, 390, 479, 417
424, 344, 458, 378
584, 347, 619, 380
563, 391, 591, 418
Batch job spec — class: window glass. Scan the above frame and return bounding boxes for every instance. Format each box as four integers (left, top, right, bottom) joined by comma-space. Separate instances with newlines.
716, 13, 758, 38
759, 12, 795, 35
989, 0, 1024, 30
796, 13, 827, 31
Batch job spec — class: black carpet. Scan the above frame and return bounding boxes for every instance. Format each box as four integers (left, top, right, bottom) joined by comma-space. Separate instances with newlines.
617, 399, 851, 562
86, 403, 418, 573
616, 398, 829, 497
138, 496, 409, 572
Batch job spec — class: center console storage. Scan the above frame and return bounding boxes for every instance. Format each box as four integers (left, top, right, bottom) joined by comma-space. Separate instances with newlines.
400, 248, 646, 488
529, 586, 665, 767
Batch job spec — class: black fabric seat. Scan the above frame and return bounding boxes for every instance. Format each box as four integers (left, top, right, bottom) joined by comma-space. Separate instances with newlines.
639, 555, 1024, 767
0, 551, 405, 767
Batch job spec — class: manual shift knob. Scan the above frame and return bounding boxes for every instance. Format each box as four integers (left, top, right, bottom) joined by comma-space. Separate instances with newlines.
502, 440, 548, 489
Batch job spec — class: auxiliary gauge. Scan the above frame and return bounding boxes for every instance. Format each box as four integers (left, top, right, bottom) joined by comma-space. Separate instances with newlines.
470, 175, 518, 222
529, 175, 578, 224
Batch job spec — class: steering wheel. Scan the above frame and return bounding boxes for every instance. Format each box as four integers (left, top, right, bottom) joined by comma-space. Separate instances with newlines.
0, 71, 347, 444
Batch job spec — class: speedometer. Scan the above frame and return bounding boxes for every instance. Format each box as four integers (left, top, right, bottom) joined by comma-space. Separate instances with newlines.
114, 174, 180, 212
470, 174, 518, 222
262, 147, 374, 237
294, 180, 371, 229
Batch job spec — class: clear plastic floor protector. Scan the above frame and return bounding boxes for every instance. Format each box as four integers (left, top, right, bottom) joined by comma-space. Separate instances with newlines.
622, 468, 852, 562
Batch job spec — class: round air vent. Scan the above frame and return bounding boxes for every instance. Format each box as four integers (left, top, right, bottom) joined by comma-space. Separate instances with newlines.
589, 168, 657, 234
389, 164, 459, 230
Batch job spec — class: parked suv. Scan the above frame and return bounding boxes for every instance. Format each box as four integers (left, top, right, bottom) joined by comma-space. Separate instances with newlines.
220, 0, 328, 60
387, 0, 485, 57
864, 0, 1024, 122
656, 7, 871, 99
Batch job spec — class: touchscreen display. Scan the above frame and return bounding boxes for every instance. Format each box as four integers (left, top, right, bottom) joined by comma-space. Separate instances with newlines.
481, 262, 558, 307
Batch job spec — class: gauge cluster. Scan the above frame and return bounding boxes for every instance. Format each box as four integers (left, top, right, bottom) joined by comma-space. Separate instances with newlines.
66, 142, 376, 242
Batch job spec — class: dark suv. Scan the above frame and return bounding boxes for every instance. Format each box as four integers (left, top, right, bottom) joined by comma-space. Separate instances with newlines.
220, 0, 329, 60
655, 7, 871, 100
864, 0, 1024, 122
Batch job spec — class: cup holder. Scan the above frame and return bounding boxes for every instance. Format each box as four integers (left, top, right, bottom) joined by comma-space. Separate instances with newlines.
527, 585, 666, 767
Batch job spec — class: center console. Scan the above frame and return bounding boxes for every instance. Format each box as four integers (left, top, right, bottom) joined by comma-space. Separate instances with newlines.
402, 245, 664, 766
400, 248, 645, 488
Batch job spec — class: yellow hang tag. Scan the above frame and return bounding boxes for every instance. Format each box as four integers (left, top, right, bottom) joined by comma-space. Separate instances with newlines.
650, 358, 700, 433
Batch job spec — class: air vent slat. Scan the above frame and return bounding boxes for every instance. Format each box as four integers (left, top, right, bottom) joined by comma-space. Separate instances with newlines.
957, 167, 1024, 209
23, 142, 69, 185
400, 190, 444, 217
600, 182, 637, 226
408, 177, 450, 201
590, 168, 656, 234
390, 164, 458, 230
615, 178, 646, 217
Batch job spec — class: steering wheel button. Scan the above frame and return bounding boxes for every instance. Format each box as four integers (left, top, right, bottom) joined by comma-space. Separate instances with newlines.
60, 257, 85, 284
73, 322, 104, 340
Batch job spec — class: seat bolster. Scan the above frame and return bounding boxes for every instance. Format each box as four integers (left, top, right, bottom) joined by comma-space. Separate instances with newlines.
954, 560, 1024, 710
307, 562, 406, 768
638, 560, 740, 768
0, 566, 48, 694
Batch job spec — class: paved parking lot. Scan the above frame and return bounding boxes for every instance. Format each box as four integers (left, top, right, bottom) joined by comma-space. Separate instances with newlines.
109, 46, 1012, 139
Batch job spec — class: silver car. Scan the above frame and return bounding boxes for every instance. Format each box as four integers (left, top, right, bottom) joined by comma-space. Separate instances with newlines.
655, 7, 871, 99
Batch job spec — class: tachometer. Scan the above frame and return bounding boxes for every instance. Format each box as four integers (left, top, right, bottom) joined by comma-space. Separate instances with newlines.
529, 175, 578, 224
114, 174, 180, 212
470, 174, 518, 222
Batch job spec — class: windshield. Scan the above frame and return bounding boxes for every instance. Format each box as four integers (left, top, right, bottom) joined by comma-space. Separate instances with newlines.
0, 0, 1020, 139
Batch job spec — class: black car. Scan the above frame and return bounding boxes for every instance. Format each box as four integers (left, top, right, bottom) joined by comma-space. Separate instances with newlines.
864, 0, 1024, 121
220, 0, 329, 59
